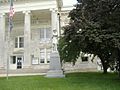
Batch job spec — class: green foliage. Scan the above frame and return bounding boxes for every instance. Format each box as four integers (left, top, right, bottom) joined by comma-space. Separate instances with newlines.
58, 36, 80, 64
58, 0, 120, 73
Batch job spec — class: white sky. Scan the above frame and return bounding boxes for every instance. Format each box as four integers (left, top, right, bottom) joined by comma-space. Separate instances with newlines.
63, 0, 77, 6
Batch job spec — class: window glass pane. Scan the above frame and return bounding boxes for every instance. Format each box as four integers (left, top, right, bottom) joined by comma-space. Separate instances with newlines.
40, 59, 45, 63
32, 57, 39, 64
47, 60, 50, 63
40, 28, 44, 39
19, 37, 24, 48
19, 43, 24, 48
15, 38, 18, 48
11, 56, 16, 64
46, 27, 52, 39
46, 48, 52, 63
15, 37, 24, 48
40, 48, 45, 63
15, 43, 18, 48
19, 37, 24, 42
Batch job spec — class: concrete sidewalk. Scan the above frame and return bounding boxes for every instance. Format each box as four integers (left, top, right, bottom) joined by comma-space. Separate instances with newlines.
0, 69, 47, 77
0, 73, 46, 77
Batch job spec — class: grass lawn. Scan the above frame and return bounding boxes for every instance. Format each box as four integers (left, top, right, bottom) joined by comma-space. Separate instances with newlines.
0, 72, 120, 90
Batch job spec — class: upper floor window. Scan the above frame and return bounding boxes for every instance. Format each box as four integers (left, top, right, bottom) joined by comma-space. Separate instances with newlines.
40, 27, 52, 41
15, 36, 24, 48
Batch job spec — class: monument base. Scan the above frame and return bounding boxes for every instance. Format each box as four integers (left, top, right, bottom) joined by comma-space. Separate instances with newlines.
46, 70, 65, 78
46, 51, 65, 78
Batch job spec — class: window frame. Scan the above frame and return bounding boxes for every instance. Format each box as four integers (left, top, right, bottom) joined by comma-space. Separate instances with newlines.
15, 36, 24, 48
39, 27, 51, 41
40, 48, 45, 63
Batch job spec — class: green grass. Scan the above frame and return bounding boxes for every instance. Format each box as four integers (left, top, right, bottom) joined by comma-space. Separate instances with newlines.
0, 72, 120, 90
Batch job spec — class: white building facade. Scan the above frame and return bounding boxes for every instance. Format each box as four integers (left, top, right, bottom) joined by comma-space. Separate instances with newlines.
0, 0, 98, 73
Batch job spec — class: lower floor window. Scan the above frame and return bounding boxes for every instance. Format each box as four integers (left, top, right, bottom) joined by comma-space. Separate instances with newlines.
40, 48, 51, 64
11, 56, 16, 64
40, 59, 45, 63
32, 55, 39, 64
32, 48, 52, 64
46, 49, 51, 63
10, 56, 23, 69
40, 48, 45, 63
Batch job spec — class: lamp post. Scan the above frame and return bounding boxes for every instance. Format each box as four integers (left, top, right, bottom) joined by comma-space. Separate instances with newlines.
56, 0, 62, 36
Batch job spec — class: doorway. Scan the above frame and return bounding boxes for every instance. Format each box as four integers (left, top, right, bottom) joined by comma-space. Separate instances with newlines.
17, 56, 23, 69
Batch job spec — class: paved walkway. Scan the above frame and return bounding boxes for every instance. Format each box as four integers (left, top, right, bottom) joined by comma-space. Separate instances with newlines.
0, 69, 48, 77
0, 68, 97, 77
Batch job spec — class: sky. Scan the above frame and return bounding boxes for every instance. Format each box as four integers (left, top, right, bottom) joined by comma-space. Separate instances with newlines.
63, 0, 77, 6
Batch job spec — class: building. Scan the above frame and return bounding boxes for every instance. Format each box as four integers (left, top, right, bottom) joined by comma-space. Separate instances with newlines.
0, 0, 98, 74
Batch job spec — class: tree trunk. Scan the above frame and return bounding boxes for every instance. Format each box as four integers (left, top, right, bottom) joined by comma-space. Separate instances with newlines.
118, 60, 120, 77
101, 59, 108, 74
117, 48, 120, 78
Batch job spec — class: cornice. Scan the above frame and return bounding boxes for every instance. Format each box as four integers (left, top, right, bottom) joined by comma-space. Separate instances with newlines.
0, 0, 57, 13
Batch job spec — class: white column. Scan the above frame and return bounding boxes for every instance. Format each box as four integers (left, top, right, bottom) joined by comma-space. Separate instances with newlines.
23, 11, 31, 68
0, 13, 5, 69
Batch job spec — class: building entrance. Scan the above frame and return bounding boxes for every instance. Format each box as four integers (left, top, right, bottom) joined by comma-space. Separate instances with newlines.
17, 56, 23, 69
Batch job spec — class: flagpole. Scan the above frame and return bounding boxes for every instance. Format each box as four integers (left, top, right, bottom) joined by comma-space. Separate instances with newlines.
6, 0, 14, 80
6, 12, 11, 80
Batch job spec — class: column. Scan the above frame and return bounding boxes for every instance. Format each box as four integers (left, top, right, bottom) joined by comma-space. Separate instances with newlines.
23, 11, 31, 68
0, 13, 5, 69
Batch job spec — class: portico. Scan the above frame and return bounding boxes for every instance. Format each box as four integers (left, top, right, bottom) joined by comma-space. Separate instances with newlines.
0, 0, 60, 70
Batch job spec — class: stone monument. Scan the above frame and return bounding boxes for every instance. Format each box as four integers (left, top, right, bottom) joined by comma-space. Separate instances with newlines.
46, 29, 65, 78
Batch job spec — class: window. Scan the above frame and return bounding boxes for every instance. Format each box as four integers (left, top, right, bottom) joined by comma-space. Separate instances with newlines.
15, 36, 24, 48
11, 56, 16, 64
40, 27, 51, 41
46, 28, 52, 39
32, 58, 39, 65
15, 38, 18, 48
46, 49, 51, 63
40, 28, 44, 40
39, 48, 52, 64
81, 57, 88, 62
19, 37, 24, 48
40, 48, 45, 63
31, 48, 52, 64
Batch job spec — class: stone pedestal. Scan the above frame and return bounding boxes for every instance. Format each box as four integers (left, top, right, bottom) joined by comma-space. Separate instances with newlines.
46, 51, 65, 78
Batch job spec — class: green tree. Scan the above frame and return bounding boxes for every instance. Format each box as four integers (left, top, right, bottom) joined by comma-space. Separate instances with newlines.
58, 0, 120, 74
